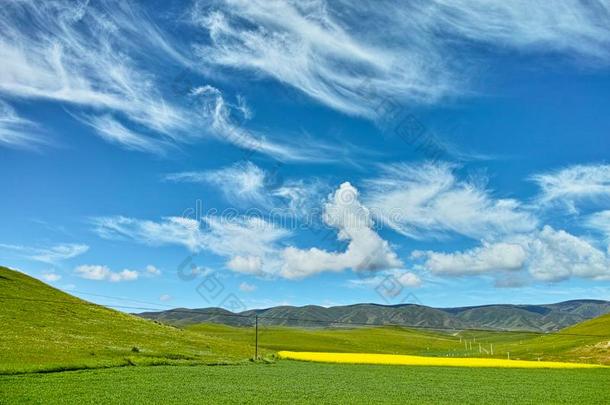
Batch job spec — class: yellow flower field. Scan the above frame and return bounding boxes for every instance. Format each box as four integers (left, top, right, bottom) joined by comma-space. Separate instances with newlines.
277, 351, 606, 369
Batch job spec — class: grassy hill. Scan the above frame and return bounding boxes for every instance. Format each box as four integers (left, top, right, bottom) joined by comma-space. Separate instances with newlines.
0, 266, 252, 373
139, 300, 610, 332
187, 314, 610, 364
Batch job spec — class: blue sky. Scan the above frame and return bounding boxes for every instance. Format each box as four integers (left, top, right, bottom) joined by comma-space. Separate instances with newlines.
2, 0, 610, 311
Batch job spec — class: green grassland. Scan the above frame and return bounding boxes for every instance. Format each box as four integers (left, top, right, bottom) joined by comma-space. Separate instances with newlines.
0, 267, 252, 373
2, 265, 610, 404
188, 315, 610, 364
2, 361, 610, 404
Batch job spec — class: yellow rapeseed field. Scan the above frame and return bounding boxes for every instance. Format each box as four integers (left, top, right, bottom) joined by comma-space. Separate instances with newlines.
277, 351, 606, 369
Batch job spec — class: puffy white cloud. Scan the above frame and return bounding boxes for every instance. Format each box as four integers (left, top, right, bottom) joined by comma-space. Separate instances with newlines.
413, 242, 527, 276
522, 226, 610, 282
145, 265, 162, 276
239, 282, 257, 292
0, 242, 89, 264
75, 265, 139, 282
531, 164, 610, 213
227, 256, 264, 275
280, 182, 402, 279
364, 162, 537, 240
415, 226, 610, 283
191, 0, 610, 116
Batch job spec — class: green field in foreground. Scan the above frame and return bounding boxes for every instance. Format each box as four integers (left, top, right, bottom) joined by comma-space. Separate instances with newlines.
2, 361, 610, 404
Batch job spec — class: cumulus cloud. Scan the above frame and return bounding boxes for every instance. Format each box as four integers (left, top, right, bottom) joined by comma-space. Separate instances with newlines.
364, 162, 537, 240
145, 265, 162, 276
280, 182, 402, 279
522, 226, 610, 282
227, 256, 264, 275
0, 242, 89, 264
531, 164, 610, 213
413, 242, 527, 276
159, 294, 172, 302
415, 226, 610, 283
239, 282, 257, 292
75, 265, 139, 282
191, 0, 610, 117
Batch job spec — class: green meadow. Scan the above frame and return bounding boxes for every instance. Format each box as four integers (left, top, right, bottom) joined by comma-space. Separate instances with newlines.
1, 266, 609, 403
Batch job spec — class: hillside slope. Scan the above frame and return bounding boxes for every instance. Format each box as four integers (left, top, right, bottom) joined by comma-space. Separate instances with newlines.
0, 267, 252, 373
139, 300, 610, 332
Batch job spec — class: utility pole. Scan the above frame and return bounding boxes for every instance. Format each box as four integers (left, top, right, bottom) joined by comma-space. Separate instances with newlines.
254, 314, 259, 360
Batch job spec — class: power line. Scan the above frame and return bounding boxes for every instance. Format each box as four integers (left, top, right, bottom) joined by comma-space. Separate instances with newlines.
1, 294, 609, 338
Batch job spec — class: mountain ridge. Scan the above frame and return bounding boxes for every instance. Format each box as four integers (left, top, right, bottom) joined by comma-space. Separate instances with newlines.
138, 299, 610, 332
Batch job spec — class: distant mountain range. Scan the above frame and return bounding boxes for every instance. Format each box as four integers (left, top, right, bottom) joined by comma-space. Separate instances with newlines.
138, 300, 610, 332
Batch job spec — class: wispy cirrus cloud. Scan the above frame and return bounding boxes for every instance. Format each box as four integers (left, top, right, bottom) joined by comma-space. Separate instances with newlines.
165, 161, 326, 212
191, 0, 610, 117
363, 161, 537, 241
0, 1, 318, 161
531, 164, 610, 213
0, 243, 89, 264
0, 100, 46, 149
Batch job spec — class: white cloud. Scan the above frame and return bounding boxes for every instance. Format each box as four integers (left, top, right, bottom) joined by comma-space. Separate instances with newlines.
159, 294, 172, 302
166, 161, 267, 206
587, 211, 610, 243
92, 216, 204, 252
531, 164, 610, 213
40, 272, 62, 283
191, 0, 610, 116
239, 281, 257, 292
0, 1, 191, 146
522, 226, 610, 282
227, 256, 264, 275
364, 162, 537, 240
280, 182, 402, 279
166, 161, 325, 213
145, 265, 162, 276
413, 242, 527, 276
189, 85, 329, 161
94, 215, 289, 276
0, 1, 313, 160
415, 226, 610, 283
0, 100, 46, 149
75, 265, 139, 282
79, 115, 167, 155
0, 242, 89, 264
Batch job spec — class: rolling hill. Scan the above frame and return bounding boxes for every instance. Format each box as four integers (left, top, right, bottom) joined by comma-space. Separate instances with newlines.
139, 300, 610, 332
0, 266, 252, 373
